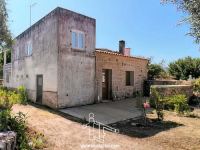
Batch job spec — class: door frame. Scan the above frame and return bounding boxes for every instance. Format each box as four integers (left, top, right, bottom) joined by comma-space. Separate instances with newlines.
102, 69, 112, 100
36, 74, 43, 104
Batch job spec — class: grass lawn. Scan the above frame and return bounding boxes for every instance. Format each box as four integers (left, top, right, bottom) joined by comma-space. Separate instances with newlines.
12, 104, 200, 150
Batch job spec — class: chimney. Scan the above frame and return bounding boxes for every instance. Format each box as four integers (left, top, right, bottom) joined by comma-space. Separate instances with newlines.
124, 48, 131, 56
119, 40, 125, 55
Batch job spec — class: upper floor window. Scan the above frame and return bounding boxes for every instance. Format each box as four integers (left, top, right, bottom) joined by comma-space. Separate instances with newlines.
71, 30, 85, 50
26, 41, 32, 56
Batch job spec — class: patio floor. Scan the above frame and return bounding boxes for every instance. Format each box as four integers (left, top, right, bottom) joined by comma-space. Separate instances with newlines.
59, 98, 145, 124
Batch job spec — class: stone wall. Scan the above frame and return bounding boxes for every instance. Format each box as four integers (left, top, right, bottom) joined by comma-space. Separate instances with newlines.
150, 85, 193, 99
57, 8, 96, 108
144, 80, 192, 96
0, 131, 16, 150
5, 8, 59, 108
96, 51, 148, 101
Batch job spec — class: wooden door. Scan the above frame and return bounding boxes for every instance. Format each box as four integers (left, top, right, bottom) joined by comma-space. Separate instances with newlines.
102, 69, 112, 100
36, 75, 43, 103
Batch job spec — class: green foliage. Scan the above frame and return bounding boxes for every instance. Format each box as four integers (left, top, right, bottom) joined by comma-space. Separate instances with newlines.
9, 112, 30, 149
193, 78, 200, 93
162, 0, 200, 44
0, 88, 21, 109
164, 94, 190, 114
0, 110, 31, 149
17, 85, 28, 104
150, 88, 164, 121
0, 86, 28, 109
0, 0, 12, 72
0, 109, 46, 149
148, 63, 166, 80
151, 87, 190, 119
168, 56, 200, 80
0, 86, 45, 149
0, 0, 12, 50
28, 131, 46, 149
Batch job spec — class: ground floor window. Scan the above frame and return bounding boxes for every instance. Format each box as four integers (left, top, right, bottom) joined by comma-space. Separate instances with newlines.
126, 71, 134, 86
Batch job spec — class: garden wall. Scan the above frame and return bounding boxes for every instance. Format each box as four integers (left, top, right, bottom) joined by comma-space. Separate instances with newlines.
150, 85, 193, 99
144, 80, 192, 96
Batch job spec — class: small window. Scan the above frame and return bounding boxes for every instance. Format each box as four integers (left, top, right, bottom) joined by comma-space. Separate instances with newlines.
71, 30, 85, 50
126, 71, 134, 86
26, 41, 32, 56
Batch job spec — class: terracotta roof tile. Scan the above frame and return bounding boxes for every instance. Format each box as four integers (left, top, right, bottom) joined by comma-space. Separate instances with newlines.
95, 48, 149, 61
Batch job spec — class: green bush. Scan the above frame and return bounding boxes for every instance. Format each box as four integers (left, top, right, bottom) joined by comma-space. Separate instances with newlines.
165, 94, 190, 114
168, 57, 200, 80
0, 89, 21, 109
0, 86, 28, 109
148, 63, 166, 80
150, 87, 190, 119
150, 88, 165, 121
0, 110, 31, 149
193, 78, 200, 94
28, 131, 46, 149
17, 86, 28, 104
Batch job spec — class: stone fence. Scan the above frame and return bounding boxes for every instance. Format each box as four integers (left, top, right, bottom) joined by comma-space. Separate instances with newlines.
143, 80, 192, 96
150, 85, 193, 99
0, 131, 16, 150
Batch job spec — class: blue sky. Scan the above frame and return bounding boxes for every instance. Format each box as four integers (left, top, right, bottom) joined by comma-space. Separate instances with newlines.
7, 0, 199, 64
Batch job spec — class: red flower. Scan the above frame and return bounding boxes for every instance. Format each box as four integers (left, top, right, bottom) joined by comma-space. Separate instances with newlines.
143, 102, 150, 109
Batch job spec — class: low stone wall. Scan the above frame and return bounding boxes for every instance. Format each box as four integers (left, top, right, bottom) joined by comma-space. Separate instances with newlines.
0, 131, 16, 150
144, 80, 192, 96
150, 85, 193, 99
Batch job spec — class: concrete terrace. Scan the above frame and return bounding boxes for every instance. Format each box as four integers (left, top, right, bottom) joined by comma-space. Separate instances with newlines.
59, 98, 145, 124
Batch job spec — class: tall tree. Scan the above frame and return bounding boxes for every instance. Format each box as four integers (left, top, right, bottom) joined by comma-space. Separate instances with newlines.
168, 56, 200, 80
162, 0, 200, 44
0, 0, 12, 66
0, 0, 12, 50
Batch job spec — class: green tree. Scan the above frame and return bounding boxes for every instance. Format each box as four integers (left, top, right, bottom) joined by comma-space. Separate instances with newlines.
162, 0, 200, 44
0, 0, 12, 78
0, 0, 12, 50
148, 63, 166, 80
168, 56, 200, 80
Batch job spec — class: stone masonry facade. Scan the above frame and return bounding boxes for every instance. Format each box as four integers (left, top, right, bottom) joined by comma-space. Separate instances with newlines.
96, 49, 149, 101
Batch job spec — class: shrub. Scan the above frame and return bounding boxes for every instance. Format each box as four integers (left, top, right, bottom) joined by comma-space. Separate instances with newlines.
168, 57, 200, 80
150, 87, 190, 119
148, 63, 166, 80
150, 88, 165, 121
17, 86, 28, 104
193, 78, 200, 94
0, 86, 28, 109
0, 110, 30, 149
165, 94, 190, 114
28, 131, 46, 149
0, 86, 44, 149
0, 89, 21, 109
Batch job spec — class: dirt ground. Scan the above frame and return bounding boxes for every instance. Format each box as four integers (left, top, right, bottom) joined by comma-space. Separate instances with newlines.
12, 104, 200, 150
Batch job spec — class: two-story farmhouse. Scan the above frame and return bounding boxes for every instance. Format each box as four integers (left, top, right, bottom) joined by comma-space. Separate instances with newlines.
3, 7, 149, 109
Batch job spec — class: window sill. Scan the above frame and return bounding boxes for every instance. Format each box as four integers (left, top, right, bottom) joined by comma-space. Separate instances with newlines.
25, 55, 33, 58
71, 48, 86, 52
